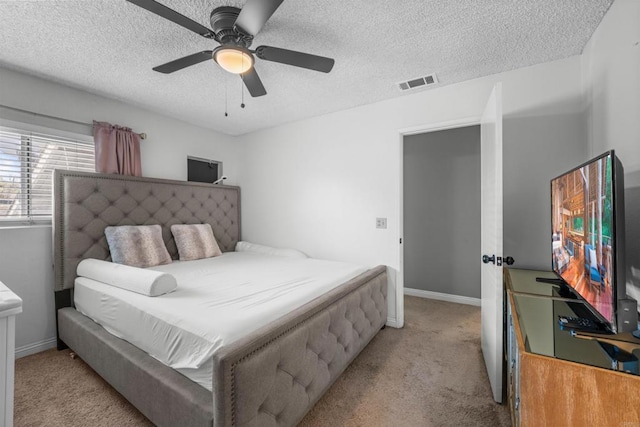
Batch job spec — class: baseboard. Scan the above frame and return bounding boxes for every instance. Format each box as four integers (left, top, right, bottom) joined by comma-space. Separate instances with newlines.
404, 288, 481, 307
15, 337, 57, 359
385, 317, 400, 328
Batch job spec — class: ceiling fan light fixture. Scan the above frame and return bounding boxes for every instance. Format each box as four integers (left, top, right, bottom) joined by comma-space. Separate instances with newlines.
213, 46, 254, 74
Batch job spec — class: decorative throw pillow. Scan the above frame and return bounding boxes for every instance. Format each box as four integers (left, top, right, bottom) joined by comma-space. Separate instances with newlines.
104, 224, 172, 268
171, 224, 222, 261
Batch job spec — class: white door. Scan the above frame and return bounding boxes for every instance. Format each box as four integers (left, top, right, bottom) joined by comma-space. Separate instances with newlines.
480, 83, 504, 403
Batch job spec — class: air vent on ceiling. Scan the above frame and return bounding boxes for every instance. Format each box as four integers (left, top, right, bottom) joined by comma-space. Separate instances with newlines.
398, 73, 438, 91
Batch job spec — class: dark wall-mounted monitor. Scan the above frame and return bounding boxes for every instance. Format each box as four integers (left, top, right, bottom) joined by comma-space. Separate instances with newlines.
187, 156, 222, 184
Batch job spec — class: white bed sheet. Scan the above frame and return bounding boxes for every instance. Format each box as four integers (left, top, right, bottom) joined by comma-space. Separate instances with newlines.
73, 252, 367, 391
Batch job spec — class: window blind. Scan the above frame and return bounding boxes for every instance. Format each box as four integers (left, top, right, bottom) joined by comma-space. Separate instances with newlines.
0, 126, 95, 221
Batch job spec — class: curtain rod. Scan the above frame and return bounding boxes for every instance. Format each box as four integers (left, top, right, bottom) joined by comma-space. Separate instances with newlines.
0, 104, 147, 140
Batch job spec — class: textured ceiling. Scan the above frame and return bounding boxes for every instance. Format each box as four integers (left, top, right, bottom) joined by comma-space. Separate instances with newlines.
0, 0, 612, 136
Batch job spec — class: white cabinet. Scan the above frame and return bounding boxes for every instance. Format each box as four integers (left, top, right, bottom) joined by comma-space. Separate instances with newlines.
0, 281, 22, 427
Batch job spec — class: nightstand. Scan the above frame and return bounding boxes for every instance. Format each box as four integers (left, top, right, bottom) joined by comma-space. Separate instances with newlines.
0, 281, 22, 427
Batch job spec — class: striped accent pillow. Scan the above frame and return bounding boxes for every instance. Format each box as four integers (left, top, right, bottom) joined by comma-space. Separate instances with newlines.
171, 224, 222, 261
104, 224, 172, 268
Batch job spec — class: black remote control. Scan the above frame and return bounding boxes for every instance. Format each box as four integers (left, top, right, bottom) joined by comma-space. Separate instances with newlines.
557, 315, 610, 333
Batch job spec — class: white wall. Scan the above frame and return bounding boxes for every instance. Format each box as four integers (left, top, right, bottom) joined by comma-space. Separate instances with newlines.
0, 67, 238, 181
581, 0, 640, 301
0, 67, 240, 356
583, 0, 640, 173
0, 226, 56, 357
237, 56, 586, 325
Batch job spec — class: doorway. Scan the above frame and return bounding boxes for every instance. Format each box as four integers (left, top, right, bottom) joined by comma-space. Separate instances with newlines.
397, 84, 505, 403
402, 125, 482, 304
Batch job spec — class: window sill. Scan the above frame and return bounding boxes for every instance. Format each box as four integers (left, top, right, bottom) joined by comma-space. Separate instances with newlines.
0, 220, 52, 230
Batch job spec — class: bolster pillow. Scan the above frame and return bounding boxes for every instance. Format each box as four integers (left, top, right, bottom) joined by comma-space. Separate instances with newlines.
235, 241, 308, 259
77, 259, 177, 297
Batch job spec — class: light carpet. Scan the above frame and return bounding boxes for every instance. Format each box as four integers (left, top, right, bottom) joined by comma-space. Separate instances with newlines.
14, 296, 511, 426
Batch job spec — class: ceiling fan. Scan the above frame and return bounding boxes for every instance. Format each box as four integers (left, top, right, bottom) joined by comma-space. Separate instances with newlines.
127, 0, 335, 97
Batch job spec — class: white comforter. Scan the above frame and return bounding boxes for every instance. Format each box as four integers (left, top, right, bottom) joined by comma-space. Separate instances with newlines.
74, 251, 366, 389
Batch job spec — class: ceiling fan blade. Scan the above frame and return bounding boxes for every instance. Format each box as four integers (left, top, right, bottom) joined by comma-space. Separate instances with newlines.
153, 51, 213, 74
234, 0, 284, 37
127, 0, 215, 39
255, 46, 334, 73
241, 68, 267, 97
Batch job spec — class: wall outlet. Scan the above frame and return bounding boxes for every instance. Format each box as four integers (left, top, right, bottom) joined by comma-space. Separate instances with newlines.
376, 217, 387, 229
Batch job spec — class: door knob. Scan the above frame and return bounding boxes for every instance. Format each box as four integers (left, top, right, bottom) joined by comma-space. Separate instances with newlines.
505, 256, 515, 266
482, 254, 495, 264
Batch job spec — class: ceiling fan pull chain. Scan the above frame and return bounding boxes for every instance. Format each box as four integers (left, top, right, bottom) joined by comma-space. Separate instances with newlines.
241, 87, 245, 108
224, 77, 228, 117
240, 55, 246, 109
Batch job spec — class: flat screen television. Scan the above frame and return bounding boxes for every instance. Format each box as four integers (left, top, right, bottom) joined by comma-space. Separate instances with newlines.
550, 150, 627, 332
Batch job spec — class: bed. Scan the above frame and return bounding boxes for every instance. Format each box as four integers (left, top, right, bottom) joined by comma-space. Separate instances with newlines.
53, 170, 387, 427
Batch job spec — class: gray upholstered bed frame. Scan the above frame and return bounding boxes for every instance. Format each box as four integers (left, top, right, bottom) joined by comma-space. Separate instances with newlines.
53, 170, 387, 427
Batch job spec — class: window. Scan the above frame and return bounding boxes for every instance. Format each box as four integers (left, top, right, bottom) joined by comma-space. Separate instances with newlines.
0, 126, 95, 223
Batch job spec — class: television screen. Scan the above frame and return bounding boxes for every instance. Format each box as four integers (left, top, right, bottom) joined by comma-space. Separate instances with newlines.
551, 152, 617, 325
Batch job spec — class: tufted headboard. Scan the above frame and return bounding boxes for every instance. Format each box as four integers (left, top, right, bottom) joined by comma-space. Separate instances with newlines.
53, 170, 240, 292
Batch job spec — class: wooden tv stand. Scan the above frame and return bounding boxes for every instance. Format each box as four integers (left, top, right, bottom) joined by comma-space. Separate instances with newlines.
505, 268, 640, 426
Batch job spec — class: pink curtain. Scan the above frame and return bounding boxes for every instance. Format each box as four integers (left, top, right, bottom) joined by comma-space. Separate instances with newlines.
93, 121, 142, 176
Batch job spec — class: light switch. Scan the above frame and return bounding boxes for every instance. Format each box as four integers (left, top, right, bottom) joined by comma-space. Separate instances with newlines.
376, 217, 387, 229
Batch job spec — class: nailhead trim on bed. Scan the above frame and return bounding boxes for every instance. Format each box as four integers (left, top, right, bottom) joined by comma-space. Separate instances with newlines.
227, 270, 387, 426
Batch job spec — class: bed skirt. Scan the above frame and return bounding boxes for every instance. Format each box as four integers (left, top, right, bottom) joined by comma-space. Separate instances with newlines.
58, 265, 387, 426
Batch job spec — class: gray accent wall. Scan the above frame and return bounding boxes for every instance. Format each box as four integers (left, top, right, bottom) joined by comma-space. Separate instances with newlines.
403, 113, 586, 299
403, 126, 481, 298
502, 112, 587, 271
